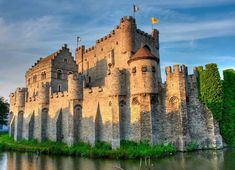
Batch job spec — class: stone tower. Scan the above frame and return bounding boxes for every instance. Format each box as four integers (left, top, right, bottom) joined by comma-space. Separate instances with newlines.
165, 65, 189, 151
128, 47, 160, 143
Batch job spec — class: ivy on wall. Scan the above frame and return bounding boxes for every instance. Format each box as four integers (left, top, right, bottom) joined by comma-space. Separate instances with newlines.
197, 64, 235, 145
220, 69, 235, 145
196, 63, 223, 121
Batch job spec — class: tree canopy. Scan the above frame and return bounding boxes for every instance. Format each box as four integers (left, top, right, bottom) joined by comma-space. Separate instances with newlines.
0, 97, 9, 126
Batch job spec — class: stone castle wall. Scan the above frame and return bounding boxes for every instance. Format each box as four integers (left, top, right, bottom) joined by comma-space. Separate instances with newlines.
9, 16, 223, 151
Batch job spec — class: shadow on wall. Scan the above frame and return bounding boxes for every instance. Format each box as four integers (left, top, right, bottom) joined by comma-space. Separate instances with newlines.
84, 58, 108, 88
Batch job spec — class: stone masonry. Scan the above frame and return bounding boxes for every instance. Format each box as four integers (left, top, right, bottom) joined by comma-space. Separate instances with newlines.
9, 16, 223, 151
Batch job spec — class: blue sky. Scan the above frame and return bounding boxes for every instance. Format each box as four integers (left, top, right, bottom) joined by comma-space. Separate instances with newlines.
0, 0, 235, 99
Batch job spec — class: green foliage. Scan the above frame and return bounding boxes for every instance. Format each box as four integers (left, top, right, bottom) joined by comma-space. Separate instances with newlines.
196, 63, 223, 121
197, 66, 235, 146
0, 133, 176, 159
220, 69, 235, 146
0, 97, 8, 126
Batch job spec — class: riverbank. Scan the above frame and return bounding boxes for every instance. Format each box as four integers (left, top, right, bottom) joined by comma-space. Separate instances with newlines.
0, 133, 175, 159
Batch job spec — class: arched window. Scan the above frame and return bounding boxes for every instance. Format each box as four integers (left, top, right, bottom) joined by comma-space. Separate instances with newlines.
58, 85, 61, 92
28, 78, 30, 85
57, 70, 62, 79
169, 96, 179, 111
41, 72, 46, 80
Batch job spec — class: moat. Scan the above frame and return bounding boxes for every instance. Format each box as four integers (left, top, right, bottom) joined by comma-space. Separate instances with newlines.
0, 149, 234, 170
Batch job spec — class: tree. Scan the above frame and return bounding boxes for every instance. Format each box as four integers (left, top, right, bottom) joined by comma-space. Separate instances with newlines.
0, 97, 9, 126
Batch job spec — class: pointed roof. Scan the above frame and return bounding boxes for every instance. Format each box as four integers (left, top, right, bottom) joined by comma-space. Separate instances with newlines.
128, 47, 158, 64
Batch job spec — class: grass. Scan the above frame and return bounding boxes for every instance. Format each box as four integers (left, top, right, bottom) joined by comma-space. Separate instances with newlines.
0, 133, 176, 159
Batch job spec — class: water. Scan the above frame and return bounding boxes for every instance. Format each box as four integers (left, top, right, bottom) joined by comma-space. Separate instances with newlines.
0, 149, 234, 170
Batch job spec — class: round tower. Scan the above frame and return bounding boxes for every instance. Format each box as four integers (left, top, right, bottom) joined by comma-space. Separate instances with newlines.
128, 47, 159, 95
107, 68, 126, 96
16, 88, 26, 107
120, 16, 136, 54
38, 82, 50, 104
68, 73, 83, 100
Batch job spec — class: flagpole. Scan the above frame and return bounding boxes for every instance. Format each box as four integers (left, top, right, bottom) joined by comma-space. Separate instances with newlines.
77, 36, 80, 48
133, 4, 135, 19
77, 37, 78, 48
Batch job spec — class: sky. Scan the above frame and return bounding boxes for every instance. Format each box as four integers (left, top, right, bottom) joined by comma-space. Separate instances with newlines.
0, 0, 235, 100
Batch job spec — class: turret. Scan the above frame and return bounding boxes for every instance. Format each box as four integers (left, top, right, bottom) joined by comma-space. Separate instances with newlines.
38, 82, 50, 104
15, 88, 26, 107
128, 47, 159, 95
120, 16, 136, 54
106, 68, 126, 96
151, 29, 159, 50
75, 45, 85, 73
68, 73, 83, 100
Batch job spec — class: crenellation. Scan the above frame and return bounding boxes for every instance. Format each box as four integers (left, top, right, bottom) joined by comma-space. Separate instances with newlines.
165, 66, 172, 74
9, 16, 223, 151
173, 64, 180, 73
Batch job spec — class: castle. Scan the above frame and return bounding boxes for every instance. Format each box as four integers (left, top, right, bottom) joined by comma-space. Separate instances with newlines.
9, 16, 223, 151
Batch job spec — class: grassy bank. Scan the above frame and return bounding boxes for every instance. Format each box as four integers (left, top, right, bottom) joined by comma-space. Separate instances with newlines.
0, 133, 175, 159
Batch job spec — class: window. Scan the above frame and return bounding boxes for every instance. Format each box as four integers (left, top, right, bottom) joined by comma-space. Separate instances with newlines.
141, 65, 147, 72
64, 58, 68, 63
169, 96, 179, 105
41, 72, 46, 80
58, 85, 61, 92
28, 78, 30, 85
132, 67, 136, 73
33, 75, 37, 83
68, 71, 73, 75
57, 70, 62, 79
152, 66, 156, 72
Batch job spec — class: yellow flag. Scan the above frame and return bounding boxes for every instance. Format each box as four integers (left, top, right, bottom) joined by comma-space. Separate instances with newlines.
152, 17, 159, 24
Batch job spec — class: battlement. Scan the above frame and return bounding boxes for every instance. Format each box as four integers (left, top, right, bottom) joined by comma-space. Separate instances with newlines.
9, 93, 15, 98
75, 16, 155, 59
50, 91, 69, 99
84, 86, 105, 95
165, 64, 188, 75
120, 16, 136, 24
27, 44, 71, 73
16, 87, 26, 92
136, 29, 153, 40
